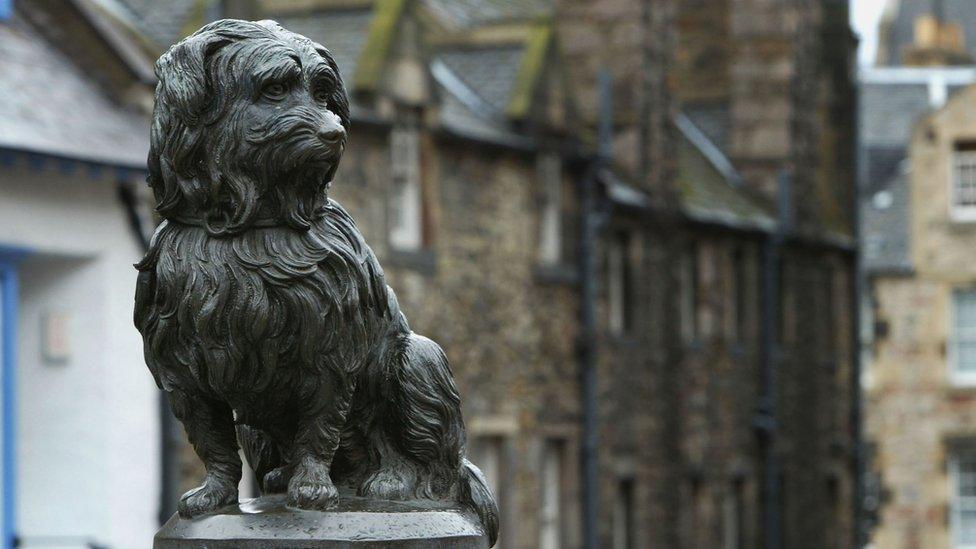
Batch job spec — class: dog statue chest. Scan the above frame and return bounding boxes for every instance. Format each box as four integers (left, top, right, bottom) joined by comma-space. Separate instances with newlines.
143, 216, 389, 393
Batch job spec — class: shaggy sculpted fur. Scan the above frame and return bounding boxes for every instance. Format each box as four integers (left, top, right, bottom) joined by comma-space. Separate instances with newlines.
134, 19, 497, 543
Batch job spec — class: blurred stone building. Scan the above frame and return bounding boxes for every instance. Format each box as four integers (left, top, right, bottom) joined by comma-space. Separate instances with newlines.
113, 0, 859, 548
861, 1, 976, 547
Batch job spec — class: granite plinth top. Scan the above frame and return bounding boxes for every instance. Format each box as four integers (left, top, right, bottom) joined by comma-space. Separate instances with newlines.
154, 494, 490, 548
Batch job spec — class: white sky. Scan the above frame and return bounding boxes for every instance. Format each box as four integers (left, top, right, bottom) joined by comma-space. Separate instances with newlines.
852, 0, 890, 67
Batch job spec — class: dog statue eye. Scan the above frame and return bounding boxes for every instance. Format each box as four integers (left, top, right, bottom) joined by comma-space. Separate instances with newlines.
313, 87, 331, 103
262, 83, 288, 100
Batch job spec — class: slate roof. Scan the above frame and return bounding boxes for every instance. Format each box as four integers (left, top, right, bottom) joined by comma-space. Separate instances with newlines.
684, 103, 731, 153
274, 8, 375, 82
858, 75, 964, 193
675, 129, 774, 232
437, 47, 525, 113
864, 146, 907, 195
422, 0, 551, 28
0, 14, 149, 168
860, 82, 931, 147
862, 169, 912, 273
431, 59, 532, 148
881, 0, 976, 65
114, 0, 201, 49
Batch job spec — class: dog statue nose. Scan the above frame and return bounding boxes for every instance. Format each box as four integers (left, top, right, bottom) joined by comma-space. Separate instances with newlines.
318, 126, 345, 145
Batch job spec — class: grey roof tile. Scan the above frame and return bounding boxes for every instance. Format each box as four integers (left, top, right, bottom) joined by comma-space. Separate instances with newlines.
861, 170, 912, 273
437, 47, 524, 113
115, 0, 200, 49
0, 15, 149, 167
864, 146, 907, 195
423, 0, 551, 28
859, 82, 931, 146
273, 8, 374, 82
431, 60, 531, 148
684, 103, 730, 153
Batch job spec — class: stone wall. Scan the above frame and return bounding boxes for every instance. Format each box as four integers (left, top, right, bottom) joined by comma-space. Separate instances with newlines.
867, 85, 976, 548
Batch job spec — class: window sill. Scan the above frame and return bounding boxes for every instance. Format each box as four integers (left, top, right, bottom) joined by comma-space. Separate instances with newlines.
949, 209, 976, 225
533, 263, 578, 285
386, 247, 436, 275
945, 383, 976, 399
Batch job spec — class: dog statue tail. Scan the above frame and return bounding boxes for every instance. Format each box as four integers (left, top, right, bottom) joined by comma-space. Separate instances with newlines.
459, 457, 499, 547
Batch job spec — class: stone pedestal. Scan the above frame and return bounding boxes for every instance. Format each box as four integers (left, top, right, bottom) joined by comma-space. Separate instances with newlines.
154, 494, 490, 548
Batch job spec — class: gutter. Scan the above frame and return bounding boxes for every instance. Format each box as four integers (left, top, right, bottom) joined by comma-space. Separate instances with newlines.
117, 182, 178, 525
756, 170, 790, 549
578, 70, 612, 549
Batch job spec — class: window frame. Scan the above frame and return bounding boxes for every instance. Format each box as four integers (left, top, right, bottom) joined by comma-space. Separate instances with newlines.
470, 434, 509, 549
680, 243, 699, 345
950, 288, 976, 387
607, 230, 634, 336
949, 447, 976, 548
539, 438, 567, 549
952, 148, 976, 223
537, 152, 563, 266
388, 123, 424, 251
729, 247, 748, 344
612, 477, 636, 549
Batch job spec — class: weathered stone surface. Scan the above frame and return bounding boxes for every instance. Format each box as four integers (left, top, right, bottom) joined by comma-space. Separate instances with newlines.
154, 495, 490, 548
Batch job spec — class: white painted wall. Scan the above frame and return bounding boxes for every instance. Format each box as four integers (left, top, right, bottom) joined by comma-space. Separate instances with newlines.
0, 163, 158, 549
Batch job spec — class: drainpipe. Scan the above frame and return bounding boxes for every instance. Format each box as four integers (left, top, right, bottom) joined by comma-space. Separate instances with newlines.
117, 182, 178, 524
757, 170, 790, 549
852, 82, 866, 549
579, 69, 612, 549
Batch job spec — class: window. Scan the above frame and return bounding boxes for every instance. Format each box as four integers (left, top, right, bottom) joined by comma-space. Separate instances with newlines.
730, 248, 747, 342
953, 143, 976, 222
389, 125, 423, 250
826, 477, 841, 549
778, 258, 793, 346
950, 449, 976, 548
471, 436, 506, 549
686, 476, 706, 546
539, 440, 565, 549
613, 479, 635, 549
951, 289, 976, 385
681, 244, 699, 344
722, 479, 745, 549
823, 267, 837, 359
537, 153, 562, 265
608, 231, 634, 335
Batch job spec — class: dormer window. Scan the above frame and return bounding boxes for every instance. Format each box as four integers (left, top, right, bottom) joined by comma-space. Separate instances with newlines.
389, 124, 423, 250
537, 153, 562, 265
951, 142, 976, 222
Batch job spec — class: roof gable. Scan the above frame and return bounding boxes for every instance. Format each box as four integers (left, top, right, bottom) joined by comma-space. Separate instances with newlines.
0, 12, 149, 167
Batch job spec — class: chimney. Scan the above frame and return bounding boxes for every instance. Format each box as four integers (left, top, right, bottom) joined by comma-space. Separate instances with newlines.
903, 9, 973, 66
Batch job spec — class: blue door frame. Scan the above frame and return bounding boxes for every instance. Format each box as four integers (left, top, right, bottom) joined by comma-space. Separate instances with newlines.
0, 246, 28, 549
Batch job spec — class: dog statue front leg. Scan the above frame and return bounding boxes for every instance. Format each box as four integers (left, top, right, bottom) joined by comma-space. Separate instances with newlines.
168, 390, 242, 517
287, 377, 356, 510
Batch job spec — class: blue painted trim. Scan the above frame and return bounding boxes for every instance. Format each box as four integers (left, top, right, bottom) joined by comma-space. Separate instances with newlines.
0, 245, 28, 549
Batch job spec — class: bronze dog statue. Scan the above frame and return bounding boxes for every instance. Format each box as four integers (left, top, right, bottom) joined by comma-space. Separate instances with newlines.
134, 19, 497, 544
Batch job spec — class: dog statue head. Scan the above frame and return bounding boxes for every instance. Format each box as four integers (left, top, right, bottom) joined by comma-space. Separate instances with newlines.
148, 19, 350, 235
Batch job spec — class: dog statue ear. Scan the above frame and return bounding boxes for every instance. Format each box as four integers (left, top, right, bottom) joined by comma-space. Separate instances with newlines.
154, 30, 232, 126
